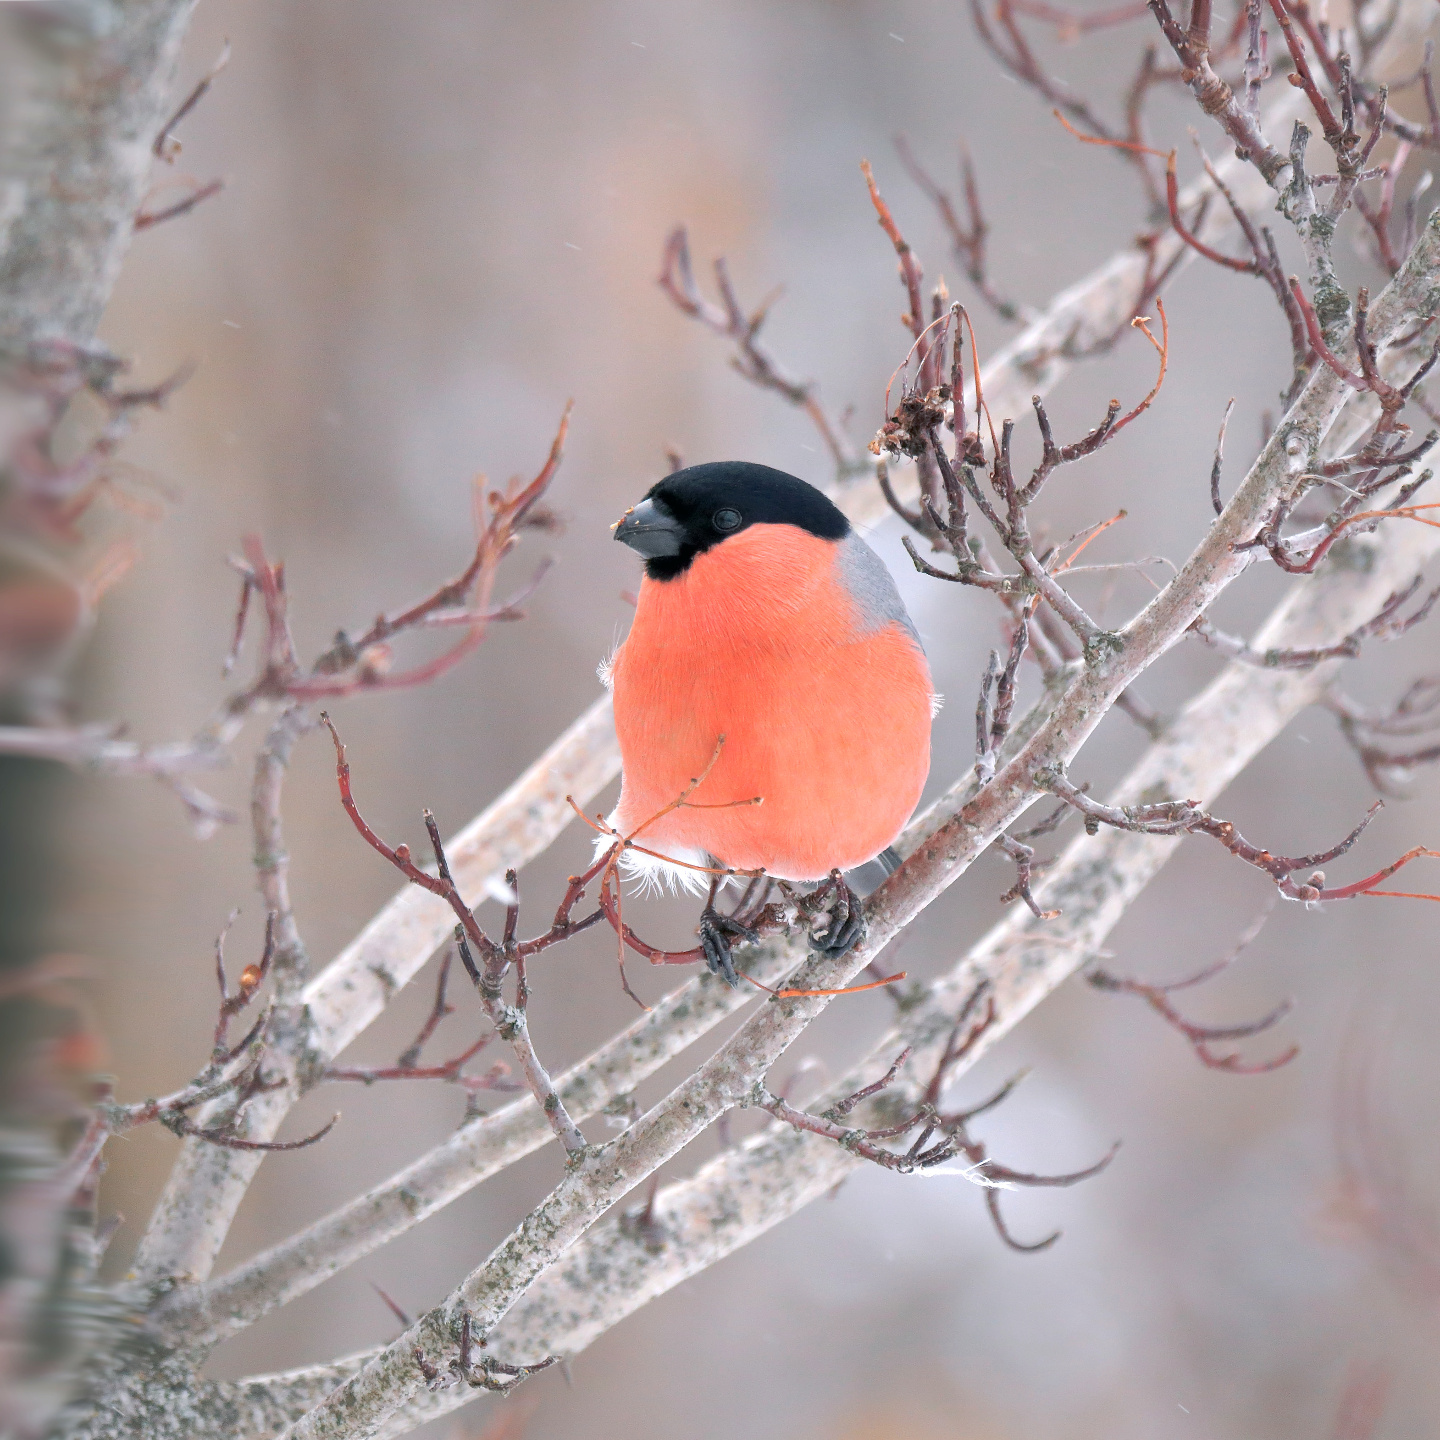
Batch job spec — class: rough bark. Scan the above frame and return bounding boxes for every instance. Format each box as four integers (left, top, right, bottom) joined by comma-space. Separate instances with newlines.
0, 0, 197, 353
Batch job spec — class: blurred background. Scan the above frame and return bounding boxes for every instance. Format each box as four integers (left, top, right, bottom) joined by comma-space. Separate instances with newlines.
19, 0, 1440, 1436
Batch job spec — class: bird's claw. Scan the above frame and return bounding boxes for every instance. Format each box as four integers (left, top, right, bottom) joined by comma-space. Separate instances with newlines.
808, 872, 865, 958
699, 906, 760, 988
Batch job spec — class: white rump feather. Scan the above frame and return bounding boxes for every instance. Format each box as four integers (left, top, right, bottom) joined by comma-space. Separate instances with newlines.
592, 815, 714, 898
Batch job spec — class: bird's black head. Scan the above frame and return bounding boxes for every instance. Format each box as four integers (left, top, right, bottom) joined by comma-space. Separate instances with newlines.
613, 461, 849, 580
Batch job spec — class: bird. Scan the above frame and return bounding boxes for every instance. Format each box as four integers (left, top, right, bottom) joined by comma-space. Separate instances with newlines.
605, 460, 934, 985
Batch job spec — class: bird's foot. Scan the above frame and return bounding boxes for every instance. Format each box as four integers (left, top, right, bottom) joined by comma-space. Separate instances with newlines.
698, 905, 760, 988
808, 870, 865, 958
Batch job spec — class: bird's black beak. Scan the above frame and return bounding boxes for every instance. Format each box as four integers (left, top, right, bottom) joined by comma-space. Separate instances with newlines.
613, 497, 686, 559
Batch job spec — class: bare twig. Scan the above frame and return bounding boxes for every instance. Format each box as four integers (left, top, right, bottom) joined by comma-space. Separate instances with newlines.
657, 229, 863, 475
1088, 903, 1296, 1072
320, 715, 586, 1156
1038, 769, 1439, 905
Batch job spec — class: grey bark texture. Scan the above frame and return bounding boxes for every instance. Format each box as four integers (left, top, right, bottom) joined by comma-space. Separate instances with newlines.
0, 0, 197, 354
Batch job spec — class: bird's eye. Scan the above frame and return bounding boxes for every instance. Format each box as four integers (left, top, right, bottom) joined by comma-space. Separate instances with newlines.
714, 507, 742, 532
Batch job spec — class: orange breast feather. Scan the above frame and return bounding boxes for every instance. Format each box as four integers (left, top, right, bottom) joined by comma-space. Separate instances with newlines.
609, 524, 932, 881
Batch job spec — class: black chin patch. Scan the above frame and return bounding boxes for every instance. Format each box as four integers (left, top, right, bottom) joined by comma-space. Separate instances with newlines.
637, 461, 850, 580
643, 551, 699, 582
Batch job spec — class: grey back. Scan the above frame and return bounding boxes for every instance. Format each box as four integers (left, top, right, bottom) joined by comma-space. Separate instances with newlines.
834, 532, 923, 650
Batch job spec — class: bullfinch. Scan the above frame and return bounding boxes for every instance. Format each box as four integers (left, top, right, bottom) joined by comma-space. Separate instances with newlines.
606, 461, 934, 984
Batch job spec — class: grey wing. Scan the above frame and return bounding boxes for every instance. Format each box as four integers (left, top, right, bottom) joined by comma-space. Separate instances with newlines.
834, 531, 923, 650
